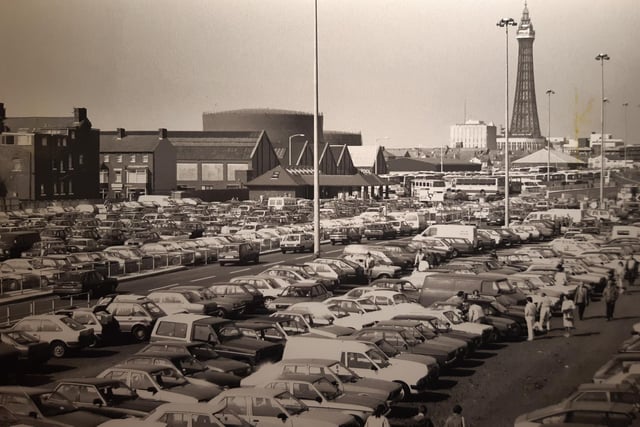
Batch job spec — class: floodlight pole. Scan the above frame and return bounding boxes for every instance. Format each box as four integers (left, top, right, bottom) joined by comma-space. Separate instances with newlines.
595, 53, 610, 209
313, 0, 320, 257
546, 89, 555, 183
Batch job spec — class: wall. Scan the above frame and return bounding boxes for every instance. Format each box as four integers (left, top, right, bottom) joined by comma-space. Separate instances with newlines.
153, 139, 177, 193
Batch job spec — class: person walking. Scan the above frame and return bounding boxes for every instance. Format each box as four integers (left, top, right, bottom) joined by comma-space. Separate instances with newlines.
524, 297, 537, 341
603, 280, 620, 321
364, 252, 375, 284
561, 295, 576, 337
444, 404, 466, 427
538, 292, 553, 332
574, 282, 589, 321
365, 404, 390, 427
615, 261, 627, 294
412, 405, 435, 427
554, 264, 568, 287
468, 301, 485, 324
414, 248, 425, 268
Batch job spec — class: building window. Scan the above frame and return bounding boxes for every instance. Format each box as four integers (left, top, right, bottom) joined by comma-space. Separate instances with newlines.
52, 160, 57, 170
114, 169, 122, 183
59, 160, 65, 172
202, 163, 224, 181
129, 154, 136, 163
79, 154, 84, 165
11, 158, 23, 172
127, 169, 147, 184
116, 155, 123, 163
53, 182, 58, 195
227, 163, 249, 181
142, 154, 149, 163
69, 130, 75, 139
177, 163, 198, 181
99, 170, 109, 184
62, 138, 67, 147
40, 184, 45, 196
42, 136, 47, 146
68, 154, 73, 170
103, 155, 109, 163
68, 180, 73, 195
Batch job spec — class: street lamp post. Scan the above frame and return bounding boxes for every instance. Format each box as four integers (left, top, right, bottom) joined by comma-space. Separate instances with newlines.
595, 53, 610, 209
622, 102, 629, 165
288, 133, 305, 165
313, 0, 320, 257
497, 17, 517, 226
545, 89, 555, 183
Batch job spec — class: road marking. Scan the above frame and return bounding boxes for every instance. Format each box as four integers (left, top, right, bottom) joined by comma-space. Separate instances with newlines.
190, 275, 216, 282
230, 268, 250, 274
263, 261, 281, 266
324, 249, 342, 254
295, 255, 311, 260
149, 282, 180, 291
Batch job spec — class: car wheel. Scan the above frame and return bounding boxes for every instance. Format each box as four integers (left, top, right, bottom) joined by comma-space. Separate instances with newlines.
255, 256, 260, 264
219, 262, 226, 266
378, 274, 390, 279
214, 308, 228, 318
88, 335, 99, 348
394, 381, 411, 398
50, 341, 67, 358
331, 241, 335, 245
281, 249, 286, 254
132, 325, 149, 342
451, 249, 459, 257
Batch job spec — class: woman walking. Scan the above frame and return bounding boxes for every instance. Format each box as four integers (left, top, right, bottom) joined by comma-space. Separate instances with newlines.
561, 295, 576, 337
365, 404, 390, 427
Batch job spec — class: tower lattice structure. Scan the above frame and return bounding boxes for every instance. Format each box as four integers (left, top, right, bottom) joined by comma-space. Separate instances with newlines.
510, 3, 541, 138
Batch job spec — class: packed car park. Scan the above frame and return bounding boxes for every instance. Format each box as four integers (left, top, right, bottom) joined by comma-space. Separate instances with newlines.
0, 194, 639, 426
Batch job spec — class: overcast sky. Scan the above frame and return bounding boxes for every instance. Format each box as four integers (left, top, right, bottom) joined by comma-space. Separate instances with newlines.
1, 0, 639, 148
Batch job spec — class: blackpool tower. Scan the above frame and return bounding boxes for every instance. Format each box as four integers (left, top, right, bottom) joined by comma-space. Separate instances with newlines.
509, 2, 544, 150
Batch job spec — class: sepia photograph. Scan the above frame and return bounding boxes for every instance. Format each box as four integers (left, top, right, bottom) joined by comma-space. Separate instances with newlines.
0, 1, 639, 426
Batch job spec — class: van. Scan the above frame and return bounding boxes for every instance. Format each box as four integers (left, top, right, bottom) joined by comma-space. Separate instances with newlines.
402, 212, 426, 233
218, 242, 260, 266
610, 225, 640, 240
137, 195, 173, 207
419, 273, 526, 308
283, 336, 436, 395
0, 231, 41, 259
414, 224, 478, 249
267, 197, 297, 211
281, 233, 314, 253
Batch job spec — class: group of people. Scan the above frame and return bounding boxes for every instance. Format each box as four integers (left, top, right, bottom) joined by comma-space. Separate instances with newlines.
524, 260, 632, 340
365, 403, 466, 427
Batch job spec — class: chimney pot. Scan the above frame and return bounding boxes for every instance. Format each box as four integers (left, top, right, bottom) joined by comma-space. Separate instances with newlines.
73, 107, 87, 123
117, 128, 126, 139
158, 128, 167, 139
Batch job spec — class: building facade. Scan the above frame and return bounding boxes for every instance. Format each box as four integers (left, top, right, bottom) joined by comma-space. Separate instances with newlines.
99, 128, 177, 200
449, 120, 497, 149
0, 106, 100, 201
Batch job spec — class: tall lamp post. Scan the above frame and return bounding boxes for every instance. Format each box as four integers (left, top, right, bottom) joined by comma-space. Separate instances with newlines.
497, 17, 517, 226
313, 0, 320, 257
622, 102, 629, 165
288, 133, 305, 165
545, 89, 555, 183
595, 53, 610, 209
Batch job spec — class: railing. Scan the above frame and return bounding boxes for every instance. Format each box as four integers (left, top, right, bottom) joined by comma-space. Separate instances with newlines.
0, 292, 91, 326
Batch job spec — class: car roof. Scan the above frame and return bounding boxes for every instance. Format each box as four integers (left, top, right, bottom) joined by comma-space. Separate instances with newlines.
285, 283, 319, 288
271, 373, 328, 383
575, 382, 637, 393
54, 378, 125, 387
219, 388, 285, 398
110, 364, 175, 373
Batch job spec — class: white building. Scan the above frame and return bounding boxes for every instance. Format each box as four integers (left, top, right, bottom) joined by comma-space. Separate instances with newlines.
589, 133, 623, 150
449, 120, 497, 150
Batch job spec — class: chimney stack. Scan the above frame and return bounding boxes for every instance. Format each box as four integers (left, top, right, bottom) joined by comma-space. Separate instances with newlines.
158, 128, 168, 139
73, 107, 87, 123
117, 128, 126, 139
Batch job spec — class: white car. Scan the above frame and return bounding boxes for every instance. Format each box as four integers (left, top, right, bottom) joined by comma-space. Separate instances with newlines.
229, 275, 290, 301
11, 314, 95, 358
147, 290, 218, 315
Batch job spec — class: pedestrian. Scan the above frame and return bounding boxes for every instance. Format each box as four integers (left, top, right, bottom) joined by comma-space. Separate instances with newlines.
554, 264, 568, 287
414, 248, 429, 271
524, 296, 537, 341
538, 292, 553, 332
447, 291, 466, 306
603, 280, 619, 321
414, 248, 425, 268
574, 282, 589, 321
364, 252, 375, 284
364, 404, 390, 427
561, 295, 576, 337
468, 301, 485, 324
615, 261, 627, 294
626, 255, 637, 286
444, 404, 466, 427
412, 405, 435, 427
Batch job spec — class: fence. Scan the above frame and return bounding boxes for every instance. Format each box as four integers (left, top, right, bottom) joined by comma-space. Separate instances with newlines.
0, 293, 91, 326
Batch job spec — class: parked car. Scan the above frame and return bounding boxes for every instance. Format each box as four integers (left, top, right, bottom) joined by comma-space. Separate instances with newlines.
147, 290, 219, 316
97, 364, 221, 404
11, 314, 95, 358
96, 294, 167, 341
52, 269, 118, 297
52, 378, 165, 419
218, 242, 260, 266
266, 283, 331, 311
205, 283, 265, 314
208, 387, 359, 427
514, 401, 638, 427
55, 307, 121, 346
280, 233, 314, 253
0, 386, 113, 427
363, 223, 397, 240
329, 227, 362, 245
0, 329, 50, 367
229, 275, 289, 302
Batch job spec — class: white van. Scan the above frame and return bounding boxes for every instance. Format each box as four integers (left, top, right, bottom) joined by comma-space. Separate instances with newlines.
610, 225, 640, 240
283, 336, 436, 395
413, 224, 477, 248
268, 197, 297, 211
137, 195, 173, 207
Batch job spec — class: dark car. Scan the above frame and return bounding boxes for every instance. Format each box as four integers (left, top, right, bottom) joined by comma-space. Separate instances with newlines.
0, 329, 52, 367
122, 352, 235, 389
0, 386, 113, 426
52, 378, 164, 419
329, 227, 362, 245
0, 343, 20, 378
52, 269, 118, 297
370, 278, 421, 302
139, 341, 252, 378
218, 242, 260, 266
363, 222, 397, 240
